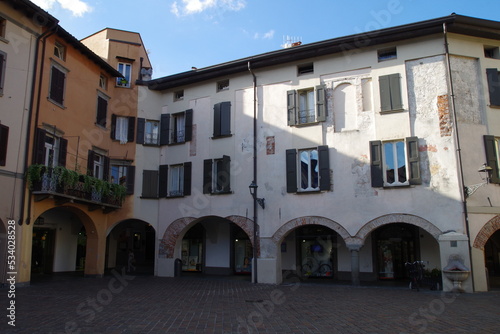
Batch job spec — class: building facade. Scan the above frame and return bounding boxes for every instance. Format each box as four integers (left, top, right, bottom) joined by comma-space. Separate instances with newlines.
136, 14, 500, 292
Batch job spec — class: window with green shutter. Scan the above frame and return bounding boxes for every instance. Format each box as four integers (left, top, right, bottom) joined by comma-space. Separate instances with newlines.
203, 156, 231, 194
484, 135, 500, 184
286, 146, 330, 193
370, 137, 421, 187
287, 85, 327, 126
486, 69, 500, 107
379, 74, 403, 112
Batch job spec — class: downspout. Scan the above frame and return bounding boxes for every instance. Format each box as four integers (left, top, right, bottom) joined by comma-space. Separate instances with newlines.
19, 24, 58, 225
248, 61, 258, 283
443, 23, 475, 291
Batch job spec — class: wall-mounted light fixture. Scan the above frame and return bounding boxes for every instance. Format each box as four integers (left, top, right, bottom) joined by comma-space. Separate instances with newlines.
465, 164, 492, 198
249, 181, 265, 209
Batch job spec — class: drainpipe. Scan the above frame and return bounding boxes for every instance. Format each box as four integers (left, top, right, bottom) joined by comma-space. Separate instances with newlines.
19, 23, 58, 226
248, 61, 258, 283
443, 23, 475, 291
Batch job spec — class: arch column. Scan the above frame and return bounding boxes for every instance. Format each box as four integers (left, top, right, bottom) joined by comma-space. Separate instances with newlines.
346, 237, 364, 286
257, 237, 280, 284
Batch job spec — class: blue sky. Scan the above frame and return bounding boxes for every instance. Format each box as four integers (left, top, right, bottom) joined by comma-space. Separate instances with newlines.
31, 0, 500, 79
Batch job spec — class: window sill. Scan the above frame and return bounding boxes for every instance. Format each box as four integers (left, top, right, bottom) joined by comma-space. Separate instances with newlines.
142, 143, 160, 147
0, 36, 8, 44
211, 134, 233, 140
209, 191, 232, 195
379, 184, 413, 189
167, 141, 187, 146
94, 123, 107, 130
140, 196, 159, 199
47, 98, 66, 110
291, 121, 322, 128
380, 108, 405, 114
166, 194, 185, 198
295, 190, 322, 194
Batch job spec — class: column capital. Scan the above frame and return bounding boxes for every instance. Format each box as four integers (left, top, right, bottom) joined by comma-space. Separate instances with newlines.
345, 237, 364, 251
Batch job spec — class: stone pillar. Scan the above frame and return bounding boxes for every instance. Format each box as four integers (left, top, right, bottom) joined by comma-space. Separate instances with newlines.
257, 237, 280, 284
345, 237, 364, 286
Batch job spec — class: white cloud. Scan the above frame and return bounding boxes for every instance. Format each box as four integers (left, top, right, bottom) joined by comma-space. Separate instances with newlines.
254, 30, 275, 40
31, 0, 92, 17
171, 0, 246, 17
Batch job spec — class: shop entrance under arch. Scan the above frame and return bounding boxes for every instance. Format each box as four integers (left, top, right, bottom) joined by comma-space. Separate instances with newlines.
106, 220, 155, 275
30, 208, 89, 280
180, 218, 253, 277
484, 229, 500, 289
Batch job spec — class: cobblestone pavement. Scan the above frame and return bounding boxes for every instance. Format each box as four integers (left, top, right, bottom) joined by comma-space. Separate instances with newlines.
1, 271, 499, 334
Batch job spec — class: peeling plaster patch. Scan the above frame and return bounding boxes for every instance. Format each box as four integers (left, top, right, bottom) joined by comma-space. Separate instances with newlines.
419, 144, 438, 152
266, 136, 275, 155
437, 95, 452, 137
450, 56, 482, 124
351, 156, 377, 197
189, 124, 197, 156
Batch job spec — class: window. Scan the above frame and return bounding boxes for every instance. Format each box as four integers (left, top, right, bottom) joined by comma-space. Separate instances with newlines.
145, 120, 160, 145
96, 95, 108, 128
33, 128, 67, 167
203, 156, 231, 194
0, 124, 8, 166
213, 102, 231, 137
378, 47, 397, 62
297, 63, 314, 75
159, 162, 192, 197
286, 146, 330, 193
217, 79, 229, 92
484, 46, 500, 59
110, 161, 135, 194
142, 170, 159, 198
370, 137, 421, 187
0, 51, 5, 95
287, 86, 326, 125
99, 75, 107, 90
379, 74, 403, 112
158, 109, 193, 145
49, 64, 66, 106
486, 68, 500, 107
174, 90, 184, 101
54, 41, 65, 61
111, 115, 135, 144
87, 150, 109, 180
117, 62, 132, 87
484, 135, 500, 184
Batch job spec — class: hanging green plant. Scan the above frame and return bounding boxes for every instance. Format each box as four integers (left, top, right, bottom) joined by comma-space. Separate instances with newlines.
27, 164, 45, 189
109, 183, 127, 201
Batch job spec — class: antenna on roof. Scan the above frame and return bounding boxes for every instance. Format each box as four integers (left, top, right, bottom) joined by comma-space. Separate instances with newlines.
281, 35, 302, 49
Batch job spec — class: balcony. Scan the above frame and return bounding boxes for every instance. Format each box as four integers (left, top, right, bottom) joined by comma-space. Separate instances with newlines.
27, 165, 126, 213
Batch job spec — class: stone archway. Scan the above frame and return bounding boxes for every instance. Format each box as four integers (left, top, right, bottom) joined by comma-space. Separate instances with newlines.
159, 215, 256, 259
473, 215, 500, 250
272, 216, 351, 246
355, 213, 442, 241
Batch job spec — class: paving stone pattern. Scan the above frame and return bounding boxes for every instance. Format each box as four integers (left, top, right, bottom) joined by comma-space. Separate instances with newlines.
1, 272, 499, 333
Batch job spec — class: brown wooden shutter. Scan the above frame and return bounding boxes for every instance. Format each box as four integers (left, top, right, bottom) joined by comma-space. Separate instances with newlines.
484, 135, 500, 184
0, 124, 8, 166
34, 128, 47, 165
286, 149, 297, 193
136, 118, 145, 144
185, 109, 193, 141
159, 165, 169, 197
370, 140, 384, 187
183, 162, 192, 196
58, 137, 67, 167
160, 114, 170, 145
126, 165, 135, 195
203, 159, 213, 194
318, 145, 330, 190
486, 68, 500, 107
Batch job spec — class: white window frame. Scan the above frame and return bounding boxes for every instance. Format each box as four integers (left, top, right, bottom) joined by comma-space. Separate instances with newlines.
44, 134, 60, 168
297, 88, 315, 124
145, 120, 160, 145
171, 112, 185, 143
93, 153, 104, 180
169, 164, 184, 197
54, 41, 66, 61
117, 62, 132, 88
115, 116, 129, 144
382, 139, 409, 187
298, 148, 319, 192
111, 164, 128, 187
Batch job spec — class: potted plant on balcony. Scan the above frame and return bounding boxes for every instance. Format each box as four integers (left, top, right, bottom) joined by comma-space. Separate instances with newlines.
27, 164, 45, 189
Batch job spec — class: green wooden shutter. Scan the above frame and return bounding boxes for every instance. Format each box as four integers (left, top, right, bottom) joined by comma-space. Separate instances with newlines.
220, 102, 231, 136
185, 109, 193, 142
159, 165, 169, 197
287, 90, 297, 125
34, 128, 46, 164
379, 75, 392, 112
142, 170, 158, 198
0, 124, 8, 166
318, 145, 330, 190
203, 159, 213, 194
127, 116, 135, 142
389, 74, 403, 110
213, 103, 221, 137
183, 162, 192, 196
486, 69, 500, 107
484, 135, 500, 184
87, 150, 95, 177
136, 118, 145, 144
316, 85, 326, 122
370, 140, 384, 187
58, 137, 67, 167
110, 114, 117, 139
126, 165, 135, 195
160, 114, 170, 145
406, 137, 421, 185
221, 155, 231, 192
286, 149, 297, 193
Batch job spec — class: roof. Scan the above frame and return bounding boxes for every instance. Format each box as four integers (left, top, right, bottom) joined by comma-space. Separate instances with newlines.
144, 14, 500, 91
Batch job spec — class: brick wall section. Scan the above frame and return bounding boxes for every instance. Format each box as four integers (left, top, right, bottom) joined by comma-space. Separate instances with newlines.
437, 94, 452, 137
473, 215, 500, 250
